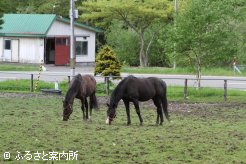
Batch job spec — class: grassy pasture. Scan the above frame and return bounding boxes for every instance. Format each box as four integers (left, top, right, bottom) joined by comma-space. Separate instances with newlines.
0, 93, 246, 163
0, 63, 39, 71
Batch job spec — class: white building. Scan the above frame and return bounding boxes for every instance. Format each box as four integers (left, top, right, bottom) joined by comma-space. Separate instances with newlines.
0, 14, 102, 65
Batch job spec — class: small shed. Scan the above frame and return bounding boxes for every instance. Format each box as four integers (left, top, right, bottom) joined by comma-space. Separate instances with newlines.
0, 14, 102, 65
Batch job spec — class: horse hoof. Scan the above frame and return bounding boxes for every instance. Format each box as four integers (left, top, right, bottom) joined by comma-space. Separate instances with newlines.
127, 122, 131, 126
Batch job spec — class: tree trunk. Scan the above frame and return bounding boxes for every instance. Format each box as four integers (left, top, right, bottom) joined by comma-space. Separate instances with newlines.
139, 30, 148, 67
195, 55, 202, 89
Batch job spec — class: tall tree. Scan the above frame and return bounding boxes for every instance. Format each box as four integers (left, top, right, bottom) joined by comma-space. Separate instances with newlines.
0, 2, 4, 29
105, 20, 139, 66
0, 14, 3, 30
0, 0, 22, 14
16, 0, 70, 17
79, 0, 173, 67
167, 0, 245, 87
0, 0, 70, 17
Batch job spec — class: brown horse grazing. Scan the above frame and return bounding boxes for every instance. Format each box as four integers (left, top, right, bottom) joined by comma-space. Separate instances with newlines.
106, 75, 170, 125
63, 74, 98, 121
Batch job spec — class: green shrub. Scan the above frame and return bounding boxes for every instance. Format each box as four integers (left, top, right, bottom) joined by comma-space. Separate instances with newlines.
94, 45, 121, 77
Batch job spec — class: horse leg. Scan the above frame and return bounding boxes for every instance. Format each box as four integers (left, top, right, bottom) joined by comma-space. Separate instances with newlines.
81, 99, 86, 120
133, 100, 143, 125
123, 99, 131, 125
153, 98, 163, 125
153, 99, 160, 125
84, 98, 89, 120
89, 96, 93, 121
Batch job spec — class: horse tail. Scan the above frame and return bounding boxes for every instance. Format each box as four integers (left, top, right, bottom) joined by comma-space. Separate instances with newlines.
160, 80, 170, 121
90, 92, 99, 111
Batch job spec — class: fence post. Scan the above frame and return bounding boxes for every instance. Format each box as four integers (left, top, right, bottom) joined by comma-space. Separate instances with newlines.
105, 76, 110, 95
224, 80, 227, 101
30, 74, 34, 92
68, 76, 71, 87
184, 79, 188, 99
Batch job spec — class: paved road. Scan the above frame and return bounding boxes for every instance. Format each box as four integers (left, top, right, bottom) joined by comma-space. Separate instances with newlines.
0, 65, 246, 90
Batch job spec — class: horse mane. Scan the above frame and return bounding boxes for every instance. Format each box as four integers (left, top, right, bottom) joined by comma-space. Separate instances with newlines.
65, 74, 83, 102
110, 75, 136, 105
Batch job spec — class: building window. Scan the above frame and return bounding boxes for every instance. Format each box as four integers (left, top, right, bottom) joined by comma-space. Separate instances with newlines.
4, 40, 11, 50
76, 41, 88, 56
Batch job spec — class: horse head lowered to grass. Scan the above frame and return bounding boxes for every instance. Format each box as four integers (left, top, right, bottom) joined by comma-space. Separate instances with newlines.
63, 74, 98, 121
106, 75, 170, 125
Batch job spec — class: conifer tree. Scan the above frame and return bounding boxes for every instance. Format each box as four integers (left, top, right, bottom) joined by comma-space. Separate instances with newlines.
94, 46, 121, 77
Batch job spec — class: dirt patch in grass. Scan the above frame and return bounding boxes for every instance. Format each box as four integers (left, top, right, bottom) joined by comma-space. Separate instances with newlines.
1, 92, 245, 115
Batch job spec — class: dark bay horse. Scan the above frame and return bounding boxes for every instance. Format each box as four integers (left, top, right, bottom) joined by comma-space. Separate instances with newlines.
63, 74, 98, 121
106, 75, 170, 125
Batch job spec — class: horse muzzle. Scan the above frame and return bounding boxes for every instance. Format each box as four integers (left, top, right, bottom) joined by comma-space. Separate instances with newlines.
63, 116, 69, 121
106, 117, 111, 125
106, 116, 115, 125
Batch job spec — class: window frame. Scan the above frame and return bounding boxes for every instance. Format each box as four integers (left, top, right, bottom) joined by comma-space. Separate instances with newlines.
75, 37, 88, 56
4, 39, 11, 50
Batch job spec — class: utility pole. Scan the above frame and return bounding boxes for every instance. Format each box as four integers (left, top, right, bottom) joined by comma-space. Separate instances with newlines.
70, 0, 75, 77
173, 0, 178, 69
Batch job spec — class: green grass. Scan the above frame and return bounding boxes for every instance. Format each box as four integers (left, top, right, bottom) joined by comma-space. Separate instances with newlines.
0, 79, 69, 93
0, 95, 246, 163
0, 63, 39, 71
121, 66, 246, 76
168, 86, 246, 103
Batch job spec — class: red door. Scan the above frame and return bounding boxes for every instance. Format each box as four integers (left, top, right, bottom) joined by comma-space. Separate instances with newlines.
55, 37, 70, 65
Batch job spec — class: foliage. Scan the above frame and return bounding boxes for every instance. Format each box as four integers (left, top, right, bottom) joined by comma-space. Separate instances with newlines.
105, 20, 171, 67
165, 0, 246, 87
105, 20, 139, 66
94, 46, 121, 77
236, 21, 246, 65
79, 0, 173, 67
0, 0, 20, 14
0, 14, 3, 30
167, 0, 246, 67
0, 2, 3, 29
147, 23, 171, 67
0, 0, 74, 18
